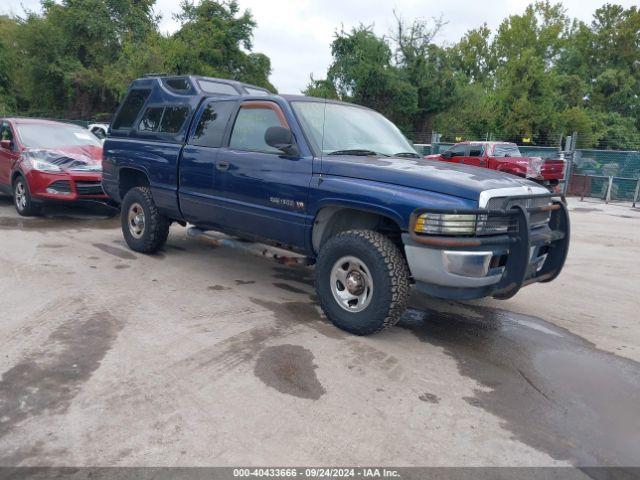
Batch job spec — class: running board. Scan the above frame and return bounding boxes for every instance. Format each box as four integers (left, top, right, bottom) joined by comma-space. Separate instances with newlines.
187, 227, 311, 266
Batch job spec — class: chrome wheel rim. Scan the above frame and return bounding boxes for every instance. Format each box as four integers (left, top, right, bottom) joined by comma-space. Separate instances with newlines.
14, 182, 27, 211
128, 203, 146, 239
330, 255, 373, 312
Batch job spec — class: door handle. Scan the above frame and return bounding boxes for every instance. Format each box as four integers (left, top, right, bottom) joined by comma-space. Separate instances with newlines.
216, 160, 230, 171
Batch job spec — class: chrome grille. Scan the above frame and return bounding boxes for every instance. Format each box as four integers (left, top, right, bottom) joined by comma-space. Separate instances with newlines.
486, 196, 551, 228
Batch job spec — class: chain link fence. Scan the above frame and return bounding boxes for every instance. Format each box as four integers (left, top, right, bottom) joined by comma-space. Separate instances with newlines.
409, 131, 640, 207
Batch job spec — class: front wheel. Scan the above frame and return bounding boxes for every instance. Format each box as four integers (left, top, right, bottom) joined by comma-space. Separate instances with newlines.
13, 176, 40, 217
121, 187, 170, 253
315, 230, 410, 335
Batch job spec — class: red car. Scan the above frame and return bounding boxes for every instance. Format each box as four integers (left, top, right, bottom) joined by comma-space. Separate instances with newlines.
0, 118, 107, 216
425, 141, 565, 191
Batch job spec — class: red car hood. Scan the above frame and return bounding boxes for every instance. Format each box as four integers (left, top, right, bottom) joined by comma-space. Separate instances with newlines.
23, 145, 103, 171
34, 145, 103, 162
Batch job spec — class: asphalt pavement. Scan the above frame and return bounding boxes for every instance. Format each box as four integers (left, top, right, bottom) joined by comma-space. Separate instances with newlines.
0, 196, 639, 468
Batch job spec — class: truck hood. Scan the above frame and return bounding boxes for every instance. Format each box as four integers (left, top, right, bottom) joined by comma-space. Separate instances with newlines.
320, 156, 543, 202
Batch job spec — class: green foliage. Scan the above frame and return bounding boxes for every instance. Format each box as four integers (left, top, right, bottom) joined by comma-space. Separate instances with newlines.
0, 0, 638, 150
323, 25, 416, 128
0, 0, 273, 119
0, 16, 19, 114
313, 2, 639, 149
167, 0, 274, 90
303, 76, 339, 100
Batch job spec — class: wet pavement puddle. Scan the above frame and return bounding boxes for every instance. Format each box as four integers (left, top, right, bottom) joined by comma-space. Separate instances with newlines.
400, 297, 640, 467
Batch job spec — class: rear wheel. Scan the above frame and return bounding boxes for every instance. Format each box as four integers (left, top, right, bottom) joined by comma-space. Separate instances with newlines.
315, 230, 410, 335
13, 176, 40, 217
121, 187, 170, 253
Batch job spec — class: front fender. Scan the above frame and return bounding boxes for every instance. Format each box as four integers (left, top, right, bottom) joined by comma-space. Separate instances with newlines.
313, 198, 405, 228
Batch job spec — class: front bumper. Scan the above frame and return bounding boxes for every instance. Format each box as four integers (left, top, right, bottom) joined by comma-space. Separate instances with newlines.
403, 196, 570, 300
27, 170, 108, 203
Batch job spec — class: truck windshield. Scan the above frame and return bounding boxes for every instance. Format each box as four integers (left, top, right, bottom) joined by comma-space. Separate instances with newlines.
492, 143, 522, 157
16, 123, 102, 149
291, 101, 417, 157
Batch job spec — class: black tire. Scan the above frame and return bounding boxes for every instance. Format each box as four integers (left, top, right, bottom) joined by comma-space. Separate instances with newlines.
121, 187, 170, 253
13, 175, 40, 217
315, 230, 411, 335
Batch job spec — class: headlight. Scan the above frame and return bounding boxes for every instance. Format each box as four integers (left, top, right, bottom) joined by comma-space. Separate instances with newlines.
29, 158, 63, 172
23, 151, 63, 172
414, 213, 477, 235
414, 213, 512, 236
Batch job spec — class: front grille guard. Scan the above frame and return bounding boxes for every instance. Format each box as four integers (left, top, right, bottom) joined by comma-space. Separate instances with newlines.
409, 193, 570, 299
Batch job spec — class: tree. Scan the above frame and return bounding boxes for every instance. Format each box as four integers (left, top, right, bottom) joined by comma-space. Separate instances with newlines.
321, 25, 417, 129
451, 24, 496, 84
0, 0, 276, 118
14, 0, 160, 116
0, 16, 19, 113
303, 76, 339, 99
167, 0, 275, 91
390, 13, 458, 135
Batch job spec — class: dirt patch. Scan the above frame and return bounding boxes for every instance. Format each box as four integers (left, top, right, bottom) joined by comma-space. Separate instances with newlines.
273, 282, 308, 294
418, 392, 440, 404
254, 344, 326, 400
208, 285, 231, 291
0, 216, 119, 231
93, 243, 137, 261
234, 280, 255, 285
251, 298, 345, 340
0, 310, 124, 443
272, 265, 315, 287
570, 207, 602, 213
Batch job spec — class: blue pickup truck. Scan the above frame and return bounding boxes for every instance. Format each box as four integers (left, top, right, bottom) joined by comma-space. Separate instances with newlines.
102, 75, 570, 335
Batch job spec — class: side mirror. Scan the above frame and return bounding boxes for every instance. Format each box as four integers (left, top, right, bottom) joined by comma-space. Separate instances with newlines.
442, 150, 452, 159
265, 126, 299, 156
0, 139, 13, 151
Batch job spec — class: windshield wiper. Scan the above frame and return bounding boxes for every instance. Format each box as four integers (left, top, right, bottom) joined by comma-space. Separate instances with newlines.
393, 152, 421, 158
327, 149, 389, 157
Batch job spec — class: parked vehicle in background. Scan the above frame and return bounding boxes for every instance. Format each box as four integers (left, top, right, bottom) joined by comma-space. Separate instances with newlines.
103, 75, 570, 336
88, 123, 110, 140
0, 118, 107, 216
426, 141, 565, 191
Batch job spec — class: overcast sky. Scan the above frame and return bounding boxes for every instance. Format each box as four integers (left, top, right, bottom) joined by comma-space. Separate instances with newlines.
1, 0, 637, 93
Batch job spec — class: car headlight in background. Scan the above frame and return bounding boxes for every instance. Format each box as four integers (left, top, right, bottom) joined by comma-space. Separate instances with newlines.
29, 158, 63, 172
22, 151, 63, 172
414, 213, 512, 236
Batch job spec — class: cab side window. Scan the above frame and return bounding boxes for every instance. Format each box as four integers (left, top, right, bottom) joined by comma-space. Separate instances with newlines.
138, 107, 163, 132
229, 105, 284, 154
191, 101, 236, 148
469, 145, 484, 157
448, 144, 467, 158
112, 89, 151, 130
137, 106, 190, 135
159, 106, 190, 134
